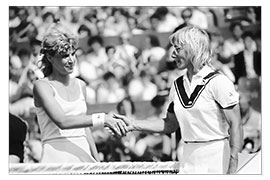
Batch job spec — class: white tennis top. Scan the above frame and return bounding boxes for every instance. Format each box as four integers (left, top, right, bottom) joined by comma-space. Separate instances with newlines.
169, 66, 239, 142
36, 79, 87, 142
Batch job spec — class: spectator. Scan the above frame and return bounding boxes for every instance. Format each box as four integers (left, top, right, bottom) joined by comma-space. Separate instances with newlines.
9, 113, 28, 163
96, 71, 125, 103
36, 11, 55, 41
152, 7, 179, 33
128, 70, 158, 101
104, 45, 128, 80
173, 8, 193, 33
77, 24, 92, 39
233, 31, 260, 84
86, 35, 108, 68
220, 22, 245, 63
115, 31, 139, 72
239, 91, 261, 153
103, 8, 129, 36
189, 7, 209, 30
141, 34, 166, 75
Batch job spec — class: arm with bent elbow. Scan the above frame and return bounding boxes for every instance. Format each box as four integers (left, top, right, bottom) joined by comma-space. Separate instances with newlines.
33, 80, 127, 136
113, 112, 179, 134
222, 104, 243, 174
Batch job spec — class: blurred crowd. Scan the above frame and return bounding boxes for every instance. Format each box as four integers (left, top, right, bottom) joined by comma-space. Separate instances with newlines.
9, 6, 261, 163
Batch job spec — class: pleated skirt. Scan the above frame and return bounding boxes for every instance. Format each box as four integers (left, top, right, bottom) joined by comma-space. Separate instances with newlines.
179, 139, 230, 174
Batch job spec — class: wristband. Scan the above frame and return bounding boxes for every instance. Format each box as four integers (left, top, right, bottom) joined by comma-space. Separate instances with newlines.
92, 113, 105, 128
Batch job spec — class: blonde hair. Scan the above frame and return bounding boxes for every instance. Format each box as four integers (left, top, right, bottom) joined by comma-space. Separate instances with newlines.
38, 22, 78, 77
169, 26, 212, 72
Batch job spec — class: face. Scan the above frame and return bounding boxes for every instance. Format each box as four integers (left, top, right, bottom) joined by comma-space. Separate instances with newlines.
232, 25, 243, 39
50, 51, 77, 75
170, 45, 191, 70
244, 36, 254, 51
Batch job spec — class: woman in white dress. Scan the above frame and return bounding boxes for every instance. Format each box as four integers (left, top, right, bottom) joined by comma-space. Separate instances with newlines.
33, 22, 127, 163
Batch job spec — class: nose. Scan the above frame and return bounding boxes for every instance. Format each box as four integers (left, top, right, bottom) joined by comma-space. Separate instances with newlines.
170, 49, 178, 60
67, 54, 75, 64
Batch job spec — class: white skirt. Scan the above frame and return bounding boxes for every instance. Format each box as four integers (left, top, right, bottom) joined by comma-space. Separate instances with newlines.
41, 136, 97, 163
179, 139, 230, 174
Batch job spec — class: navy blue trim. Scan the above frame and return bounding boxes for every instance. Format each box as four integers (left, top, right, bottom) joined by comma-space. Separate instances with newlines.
167, 102, 174, 113
174, 71, 220, 109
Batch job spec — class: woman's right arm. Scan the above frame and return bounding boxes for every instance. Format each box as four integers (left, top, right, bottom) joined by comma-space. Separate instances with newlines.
33, 80, 126, 135
113, 111, 179, 134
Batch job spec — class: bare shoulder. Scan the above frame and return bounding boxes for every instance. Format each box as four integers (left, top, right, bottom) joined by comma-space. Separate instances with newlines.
33, 79, 54, 96
76, 78, 87, 88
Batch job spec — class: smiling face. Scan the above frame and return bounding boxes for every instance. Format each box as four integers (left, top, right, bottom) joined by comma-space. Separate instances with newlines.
169, 26, 212, 73
49, 50, 77, 75
170, 45, 192, 70
39, 23, 79, 77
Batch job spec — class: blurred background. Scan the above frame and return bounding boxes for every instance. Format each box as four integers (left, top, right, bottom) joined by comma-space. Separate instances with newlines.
9, 6, 261, 163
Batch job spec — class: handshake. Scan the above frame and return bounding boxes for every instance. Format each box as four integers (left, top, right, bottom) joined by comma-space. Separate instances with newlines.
104, 113, 133, 136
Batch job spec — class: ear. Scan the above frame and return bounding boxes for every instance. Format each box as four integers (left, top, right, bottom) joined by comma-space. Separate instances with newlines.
46, 54, 53, 63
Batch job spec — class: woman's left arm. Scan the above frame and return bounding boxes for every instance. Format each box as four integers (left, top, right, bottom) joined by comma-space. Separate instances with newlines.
85, 128, 100, 162
222, 104, 243, 174
80, 79, 100, 162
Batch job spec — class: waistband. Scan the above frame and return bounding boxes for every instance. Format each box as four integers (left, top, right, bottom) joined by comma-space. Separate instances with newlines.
184, 136, 229, 144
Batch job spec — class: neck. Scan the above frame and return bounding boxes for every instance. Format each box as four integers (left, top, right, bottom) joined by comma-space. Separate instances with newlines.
187, 66, 196, 82
49, 71, 71, 86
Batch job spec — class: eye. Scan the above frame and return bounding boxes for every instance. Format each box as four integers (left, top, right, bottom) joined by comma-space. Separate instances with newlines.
71, 49, 78, 56
61, 54, 69, 58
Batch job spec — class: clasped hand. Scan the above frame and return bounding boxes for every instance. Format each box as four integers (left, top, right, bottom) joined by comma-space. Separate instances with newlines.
104, 113, 133, 136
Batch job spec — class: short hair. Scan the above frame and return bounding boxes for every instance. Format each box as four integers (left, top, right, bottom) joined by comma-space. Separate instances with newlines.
38, 22, 78, 77
88, 35, 103, 46
18, 48, 31, 58
116, 97, 136, 115
148, 34, 160, 47
242, 31, 254, 40
181, 8, 193, 19
229, 22, 243, 32
42, 12, 55, 22
169, 26, 212, 72
105, 45, 116, 54
103, 71, 116, 81
30, 38, 41, 47
77, 24, 91, 36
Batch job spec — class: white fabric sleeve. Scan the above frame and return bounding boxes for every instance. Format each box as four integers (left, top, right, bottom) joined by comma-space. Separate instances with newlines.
210, 74, 239, 108
168, 82, 176, 103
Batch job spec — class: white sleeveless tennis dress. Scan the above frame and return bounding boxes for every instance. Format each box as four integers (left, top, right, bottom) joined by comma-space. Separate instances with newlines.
36, 79, 96, 163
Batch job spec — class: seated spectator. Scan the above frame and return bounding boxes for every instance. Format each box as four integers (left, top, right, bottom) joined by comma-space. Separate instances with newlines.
173, 8, 193, 33
233, 31, 260, 84
189, 7, 209, 30
86, 35, 108, 68
152, 7, 179, 33
96, 72, 125, 103
207, 26, 236, 82
9, 113, 28, 163
128, 70, 158, 101
77, 24, 92, 39
104, 45, 128, 80
127, 16, 145, 35
220, 22, 245, 63
115, 31, 139, 72
239, 91, 261, 153
141, 34, 166, 75
36, 11, 55, 41
103, 8, 129, 36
